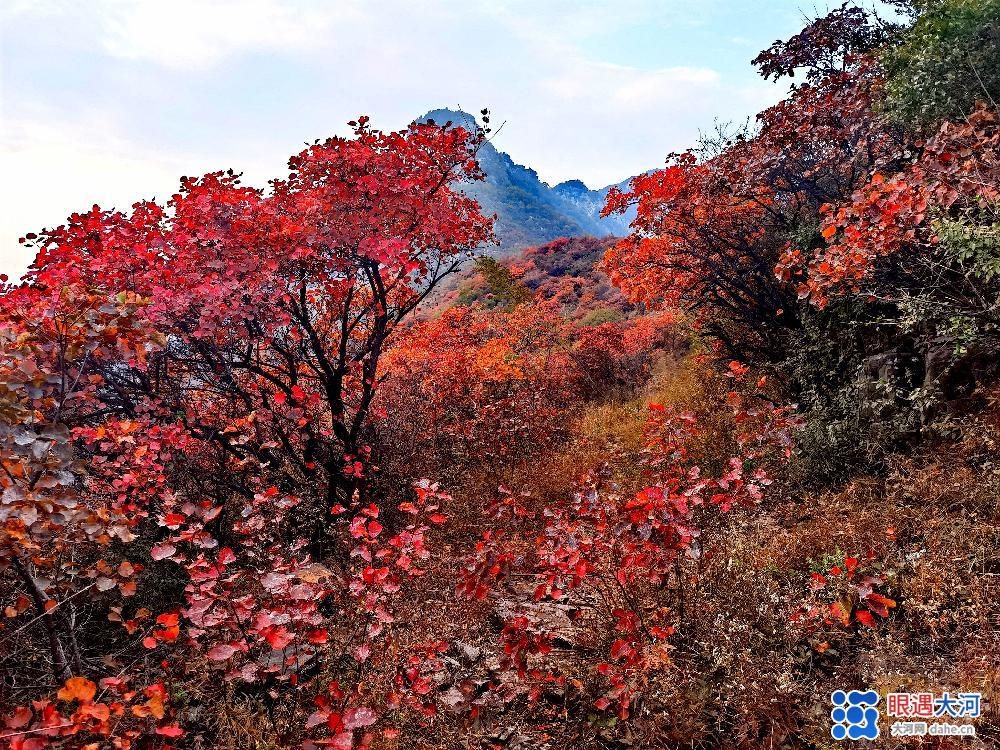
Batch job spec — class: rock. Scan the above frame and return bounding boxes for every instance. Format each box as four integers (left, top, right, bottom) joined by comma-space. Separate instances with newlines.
439, 686, 465, 712
494, 596, 578, 644
454, 640, 481, 663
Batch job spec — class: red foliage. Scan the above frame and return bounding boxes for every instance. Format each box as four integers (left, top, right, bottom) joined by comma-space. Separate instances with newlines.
1, 116, 492, 747
602, 5, 904, 360
376, 302, 679, 484
516, 236, 626, 318
456, 371, 801, 718
376, 303, 577, 476
790, 553, 897, 634
780, 105, 1000, 305
751, 2, 887, 82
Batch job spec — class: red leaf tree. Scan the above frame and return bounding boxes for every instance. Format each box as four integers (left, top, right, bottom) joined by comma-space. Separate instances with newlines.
1, 116, 493, 747
602, 5, 904, 361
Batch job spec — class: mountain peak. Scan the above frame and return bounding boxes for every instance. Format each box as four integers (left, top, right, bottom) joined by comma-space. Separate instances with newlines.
553, 179, 591, 196
416, 108, 479, 131
411, 108, 637, 254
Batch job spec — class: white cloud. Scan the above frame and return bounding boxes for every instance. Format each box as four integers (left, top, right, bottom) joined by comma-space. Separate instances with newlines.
98, 0, 359, 70
1, 0, 787, 278
0, 107, 281, 279
610, 66, 722, 108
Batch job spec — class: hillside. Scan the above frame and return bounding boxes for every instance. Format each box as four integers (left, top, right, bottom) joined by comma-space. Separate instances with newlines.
440, 235, 626, 322
420, 108, 636, 252
2, 3, 999, 750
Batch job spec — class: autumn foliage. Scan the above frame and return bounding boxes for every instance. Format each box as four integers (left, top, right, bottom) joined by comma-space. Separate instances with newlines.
779, 103, 1000, 309
1, 117, 492, 748
3, 2, 999, 749
602, 5, 905, 360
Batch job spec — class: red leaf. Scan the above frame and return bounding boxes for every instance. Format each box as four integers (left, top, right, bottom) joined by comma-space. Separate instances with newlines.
151, 544, 177, 561
58, 677, 96, 703
343, 706, 378, 730
865, 593, 896, 617
207, 643, 238, 661
354, 643, 371, 662
161, 513, 186, 529
265, 627, 294, 650
6, 707, 32, 729
609, 639, 632, 660
307, 629, 329, 644
855, 609, 876, 627
305, 709, 330, 729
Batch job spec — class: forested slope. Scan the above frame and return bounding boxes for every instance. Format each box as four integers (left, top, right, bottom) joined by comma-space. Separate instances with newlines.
1, 2, 998, 749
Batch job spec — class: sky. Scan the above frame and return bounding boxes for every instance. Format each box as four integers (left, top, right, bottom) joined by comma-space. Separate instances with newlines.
1, 0, 866, 279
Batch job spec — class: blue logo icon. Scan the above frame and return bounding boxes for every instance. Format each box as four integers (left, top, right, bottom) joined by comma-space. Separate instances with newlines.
831, 690, 880, 740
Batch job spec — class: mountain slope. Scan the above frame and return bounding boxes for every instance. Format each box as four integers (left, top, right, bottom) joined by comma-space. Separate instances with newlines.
419, 108, 637, 253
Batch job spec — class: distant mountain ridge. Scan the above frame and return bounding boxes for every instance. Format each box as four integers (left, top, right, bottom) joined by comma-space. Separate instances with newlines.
418, 108, 638, 254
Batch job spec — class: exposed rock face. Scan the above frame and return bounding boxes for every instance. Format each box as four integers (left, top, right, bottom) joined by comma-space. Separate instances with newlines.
418, 108, 639, 254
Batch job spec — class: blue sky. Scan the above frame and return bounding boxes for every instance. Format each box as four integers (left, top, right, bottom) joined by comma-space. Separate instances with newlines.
2, 1, 879, 278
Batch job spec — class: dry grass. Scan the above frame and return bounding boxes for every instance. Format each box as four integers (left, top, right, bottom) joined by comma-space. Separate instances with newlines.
202, 362, 999, 749
418, 361, 1000, 749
